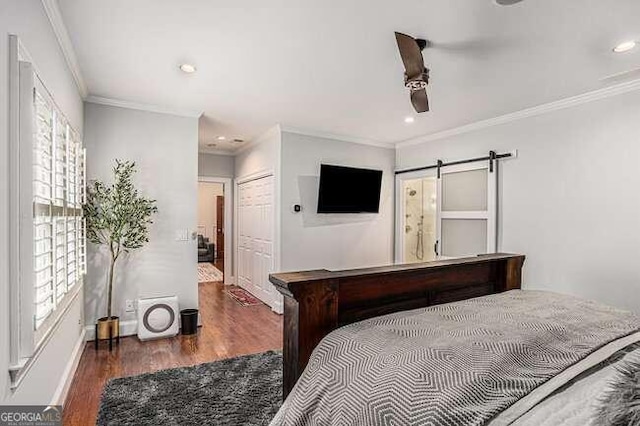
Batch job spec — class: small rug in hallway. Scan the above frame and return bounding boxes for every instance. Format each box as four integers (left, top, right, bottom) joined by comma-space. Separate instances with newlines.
226, 286, 263, 306
97, 350, 282, 426
198, 262, 223, 283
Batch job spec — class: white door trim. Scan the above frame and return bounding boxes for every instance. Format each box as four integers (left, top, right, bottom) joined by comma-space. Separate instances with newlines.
198, 176, 233, 285
235, 169, 275, 185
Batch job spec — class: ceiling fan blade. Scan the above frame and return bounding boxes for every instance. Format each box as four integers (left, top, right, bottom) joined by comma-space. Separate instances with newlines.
411, 89, 429, 113
395, 32, 425, 79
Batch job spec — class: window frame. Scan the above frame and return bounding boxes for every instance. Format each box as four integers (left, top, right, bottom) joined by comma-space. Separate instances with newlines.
8, 35, 86, 389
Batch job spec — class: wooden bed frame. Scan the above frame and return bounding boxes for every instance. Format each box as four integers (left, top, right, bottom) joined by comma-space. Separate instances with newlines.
269, 253, 525, 397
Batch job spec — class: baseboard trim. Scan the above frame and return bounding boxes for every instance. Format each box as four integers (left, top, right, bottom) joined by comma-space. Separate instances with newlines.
50, 328, 86, 407
271, 298, 284, 315
84, 320, 138, 341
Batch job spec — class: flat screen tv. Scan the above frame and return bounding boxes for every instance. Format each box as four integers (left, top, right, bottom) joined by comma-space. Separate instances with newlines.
317, 164, 383, 213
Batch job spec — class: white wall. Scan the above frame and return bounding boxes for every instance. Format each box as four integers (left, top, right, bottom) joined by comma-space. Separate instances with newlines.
234, 127, 396, 275
0, 0, 85, 405
397, 89, 640, 313
197, 182, 224, 241
234, 126, 281, 180
198, 153, 234, 178
280, 132, 396, 271
83, 102, 199, 331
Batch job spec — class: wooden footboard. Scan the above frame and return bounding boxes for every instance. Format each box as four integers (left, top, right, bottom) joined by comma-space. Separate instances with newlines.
269, 253, 525, 397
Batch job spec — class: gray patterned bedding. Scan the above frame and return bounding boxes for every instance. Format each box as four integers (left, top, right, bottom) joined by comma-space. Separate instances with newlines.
494, 343, 640, 426
270, 290, 640, 426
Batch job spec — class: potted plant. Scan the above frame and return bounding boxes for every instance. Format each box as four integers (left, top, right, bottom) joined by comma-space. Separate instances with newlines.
84, 160, 158, 344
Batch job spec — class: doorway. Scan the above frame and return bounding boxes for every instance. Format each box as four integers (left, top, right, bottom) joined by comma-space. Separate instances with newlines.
401, 175, 438, 263
198, 177, 232, 284
395, 162, 497, 263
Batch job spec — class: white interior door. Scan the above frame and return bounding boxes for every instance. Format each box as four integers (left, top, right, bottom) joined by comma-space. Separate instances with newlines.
436, 163, 497, 258
237, 175, 281, 311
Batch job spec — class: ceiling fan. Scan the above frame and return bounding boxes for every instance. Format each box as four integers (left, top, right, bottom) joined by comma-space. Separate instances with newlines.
395, 32, 430, 113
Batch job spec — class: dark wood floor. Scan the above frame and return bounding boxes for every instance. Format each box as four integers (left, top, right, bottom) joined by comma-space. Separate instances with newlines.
213, 257, 224, 274
62, 269, 282, 425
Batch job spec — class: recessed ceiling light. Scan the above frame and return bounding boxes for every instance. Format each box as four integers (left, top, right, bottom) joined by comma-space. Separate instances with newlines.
613, 41, 637, 53
217, 136, 226, 141
179, 63, 197, 73
404, 116, 415, 124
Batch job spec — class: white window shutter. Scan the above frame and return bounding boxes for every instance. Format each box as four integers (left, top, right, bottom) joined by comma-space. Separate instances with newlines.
31, 77, 86, 335
32, 85, 55, 330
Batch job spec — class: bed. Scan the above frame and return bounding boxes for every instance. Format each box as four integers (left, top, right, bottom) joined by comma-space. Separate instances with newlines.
269, 254, 640, 425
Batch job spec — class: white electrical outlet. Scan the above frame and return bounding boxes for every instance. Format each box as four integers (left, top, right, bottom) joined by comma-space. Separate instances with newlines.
125, 299, 135, 313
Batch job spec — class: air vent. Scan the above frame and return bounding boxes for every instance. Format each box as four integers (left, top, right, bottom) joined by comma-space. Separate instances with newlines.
494, 0, 524, 5
232, 138, 245, 143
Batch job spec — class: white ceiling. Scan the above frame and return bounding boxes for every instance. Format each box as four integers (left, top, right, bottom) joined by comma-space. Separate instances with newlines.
57, 0, 640, 153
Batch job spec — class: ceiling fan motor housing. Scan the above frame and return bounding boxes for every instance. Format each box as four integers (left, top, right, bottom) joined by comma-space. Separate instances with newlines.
405, 68, 430, 91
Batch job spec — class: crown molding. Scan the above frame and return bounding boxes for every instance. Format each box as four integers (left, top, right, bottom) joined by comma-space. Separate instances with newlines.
41, 0, 88, 98
280, 125, 395, 150
86, 95, 203, 118
396, 78, 640, 149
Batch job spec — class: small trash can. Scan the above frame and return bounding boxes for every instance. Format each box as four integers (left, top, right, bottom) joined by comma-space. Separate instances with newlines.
180, 309, 199, 335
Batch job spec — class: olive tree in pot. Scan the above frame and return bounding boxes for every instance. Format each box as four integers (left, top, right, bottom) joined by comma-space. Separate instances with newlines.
84, 160, 157, 344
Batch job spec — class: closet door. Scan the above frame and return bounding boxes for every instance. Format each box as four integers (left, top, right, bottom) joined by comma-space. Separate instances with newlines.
237, 181, 254, 293
436, 163, 497, 258
237, 175, 278, 310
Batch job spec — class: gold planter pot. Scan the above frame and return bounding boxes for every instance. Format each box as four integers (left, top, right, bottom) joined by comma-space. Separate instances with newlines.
96, 316, 120, 340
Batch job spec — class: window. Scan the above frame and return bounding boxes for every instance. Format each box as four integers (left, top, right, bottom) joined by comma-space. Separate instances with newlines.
32, 83, 86, 342
9, 35, 86, 386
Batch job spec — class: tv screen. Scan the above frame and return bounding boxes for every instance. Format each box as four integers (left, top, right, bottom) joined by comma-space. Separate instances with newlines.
317, 164, 383, 213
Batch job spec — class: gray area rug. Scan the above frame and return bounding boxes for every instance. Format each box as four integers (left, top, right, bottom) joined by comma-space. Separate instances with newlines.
97, 350, 282, 426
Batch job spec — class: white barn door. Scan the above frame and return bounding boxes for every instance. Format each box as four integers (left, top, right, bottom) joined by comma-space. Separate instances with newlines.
396, 161, 497, 262
237, 175, 281, 312
436, 162, 497, 258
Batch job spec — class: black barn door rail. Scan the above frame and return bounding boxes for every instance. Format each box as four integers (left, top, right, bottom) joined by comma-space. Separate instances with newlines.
395, 151, 513, 176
